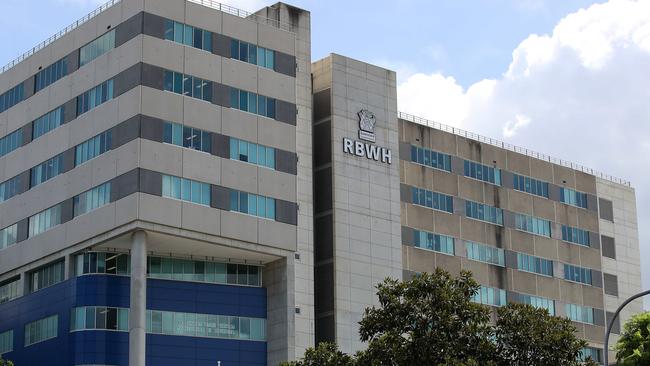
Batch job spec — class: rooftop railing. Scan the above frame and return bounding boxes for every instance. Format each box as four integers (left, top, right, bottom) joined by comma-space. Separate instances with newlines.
398, 111, 631, 187
0, 0, 293, 76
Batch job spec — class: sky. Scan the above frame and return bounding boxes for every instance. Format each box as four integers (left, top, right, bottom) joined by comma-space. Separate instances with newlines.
1, 0, 649, 302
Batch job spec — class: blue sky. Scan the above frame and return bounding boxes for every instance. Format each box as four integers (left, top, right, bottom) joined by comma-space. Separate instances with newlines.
2, 0, 650, 305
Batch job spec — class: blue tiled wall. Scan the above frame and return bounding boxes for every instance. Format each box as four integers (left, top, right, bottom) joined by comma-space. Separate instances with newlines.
0, 275, 267, 366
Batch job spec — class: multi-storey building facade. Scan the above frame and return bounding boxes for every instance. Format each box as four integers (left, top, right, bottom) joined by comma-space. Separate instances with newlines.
0, 1, 642, 365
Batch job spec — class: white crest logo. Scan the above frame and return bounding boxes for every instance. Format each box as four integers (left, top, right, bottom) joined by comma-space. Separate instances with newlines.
358, 109, 376, 142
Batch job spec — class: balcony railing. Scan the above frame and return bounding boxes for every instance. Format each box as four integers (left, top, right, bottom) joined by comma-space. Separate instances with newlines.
398, 111, 631, 187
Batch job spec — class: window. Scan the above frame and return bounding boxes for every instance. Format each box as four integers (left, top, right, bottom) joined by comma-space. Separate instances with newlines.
465, 200, 503, 226
0, 83, 24, 113
148, 257, 262, 287
0, 129, 23, 158
564, 264, 593, 285
520, 294, 555, 315
24, 315, 58, 346
413, 230, 454, 255
71, 306, 129, 332
74, 182, 111, 217
163, 70, 212, 102
230, 39, 275, 69
0, 224, 18, 251
0, 330, 12, 354
75, 130, 112, 166
162, 175, 211, 206
565, 303, 594, 324
146, 310, 266, 341
579, 347, 602, 363
472, 286, 507, 307
77, 79, 114, 115
561, 225, 590, 246
464, 160, 501, 185
517, 253, 553, 276
410, 145, 452, 172
229, 190, 275, 220
76, 252, 130, 276
0, 278, 19, 304
230, 138, 275, 169
512, 174, 549, 198
0, 175, 21, 203
163, 122, 211, 153
35, 58, 68, 92
411, 187, 453, 213
466, 242, 505, 266
229, 87, 276, 119
30, 261, 65, 292
32, 107, 64, 139
560, 188, 588, 209
29, 204, 62, 237
164, 20, 212, 52
79, 30, 116, 66
514, 213, 551, 237
31, 154, 64, 188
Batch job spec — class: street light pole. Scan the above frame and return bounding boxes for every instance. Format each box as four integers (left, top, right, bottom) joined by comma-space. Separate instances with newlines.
603, 289, 650, 366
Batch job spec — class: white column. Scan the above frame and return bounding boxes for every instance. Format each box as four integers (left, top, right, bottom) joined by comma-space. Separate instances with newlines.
129, 230, 147, 366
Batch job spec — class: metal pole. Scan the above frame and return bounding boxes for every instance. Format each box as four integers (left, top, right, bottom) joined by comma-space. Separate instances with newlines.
604, 289, 650, 366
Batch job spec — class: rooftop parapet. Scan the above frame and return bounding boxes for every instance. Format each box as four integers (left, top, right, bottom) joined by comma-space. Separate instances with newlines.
399, 111, 631, 187
0, 0, 294, 76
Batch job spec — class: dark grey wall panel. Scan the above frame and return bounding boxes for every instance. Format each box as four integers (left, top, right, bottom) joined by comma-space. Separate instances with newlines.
505, 250, 518, 268
589, 232, 601, 250
21, 124, 33, 145
592, 270, 603, 288
143, 12, 166, 39
401, 226, 415, 246
275, 150, 297, 175
212, 34, 231, 58
315, 262, 334, 314
501, 171, 515, 189
313, 121, 331, 167
113, 115, 142, 148
110, 169, 140, 202
314, 215, 333, 263
115, 12, 143, 47
506, 291, 521, 304
593, 309, 605, 327
141, 63, 164, 91
603, 273, 618, 296
599, 198, 614, 221
313, 89, 330, 122
17, 171, 30, 195
16, 219, 29, 243
211, 133, 230, 158
66, 49, 80, 74
114, 63, 142, 97
586, 194, 598, 212
23, 77, 35, 99
276, 200, 298, 225
400, 184, 412, 204
548, 184, 561, 201
503, 211, 516, 229
211, 185, 231, 210
139, 115, 163, 143
274, 51, 296, 77
451, 156, 464, 175
453, 197, 465, 216
601, 235, 616, 259
60, 198, 74, 224
607, 311, 621, 334
212, 83, 231, 108
63, 99, 77, 123
275, 100, 297, 126
399, 142, 411, 163
314, 168, 332, 214
139, 169, 162, 196
61, 148, 76, 173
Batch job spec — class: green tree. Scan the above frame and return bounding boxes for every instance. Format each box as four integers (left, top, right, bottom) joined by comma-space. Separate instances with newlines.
354, 268, 495, 365
615, 311, 650, 365
494, 303, 597, 366
0, 355, 13, 366
280, 342, 355, 366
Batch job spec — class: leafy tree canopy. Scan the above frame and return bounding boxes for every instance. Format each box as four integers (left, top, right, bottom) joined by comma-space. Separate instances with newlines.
615, 311, 650, 365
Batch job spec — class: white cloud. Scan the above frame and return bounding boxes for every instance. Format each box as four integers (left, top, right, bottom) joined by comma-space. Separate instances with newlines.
398, 0, 650, 296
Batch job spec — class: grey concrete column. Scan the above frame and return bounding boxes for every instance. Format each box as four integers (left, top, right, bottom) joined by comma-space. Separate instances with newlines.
129, 230, 147, 366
